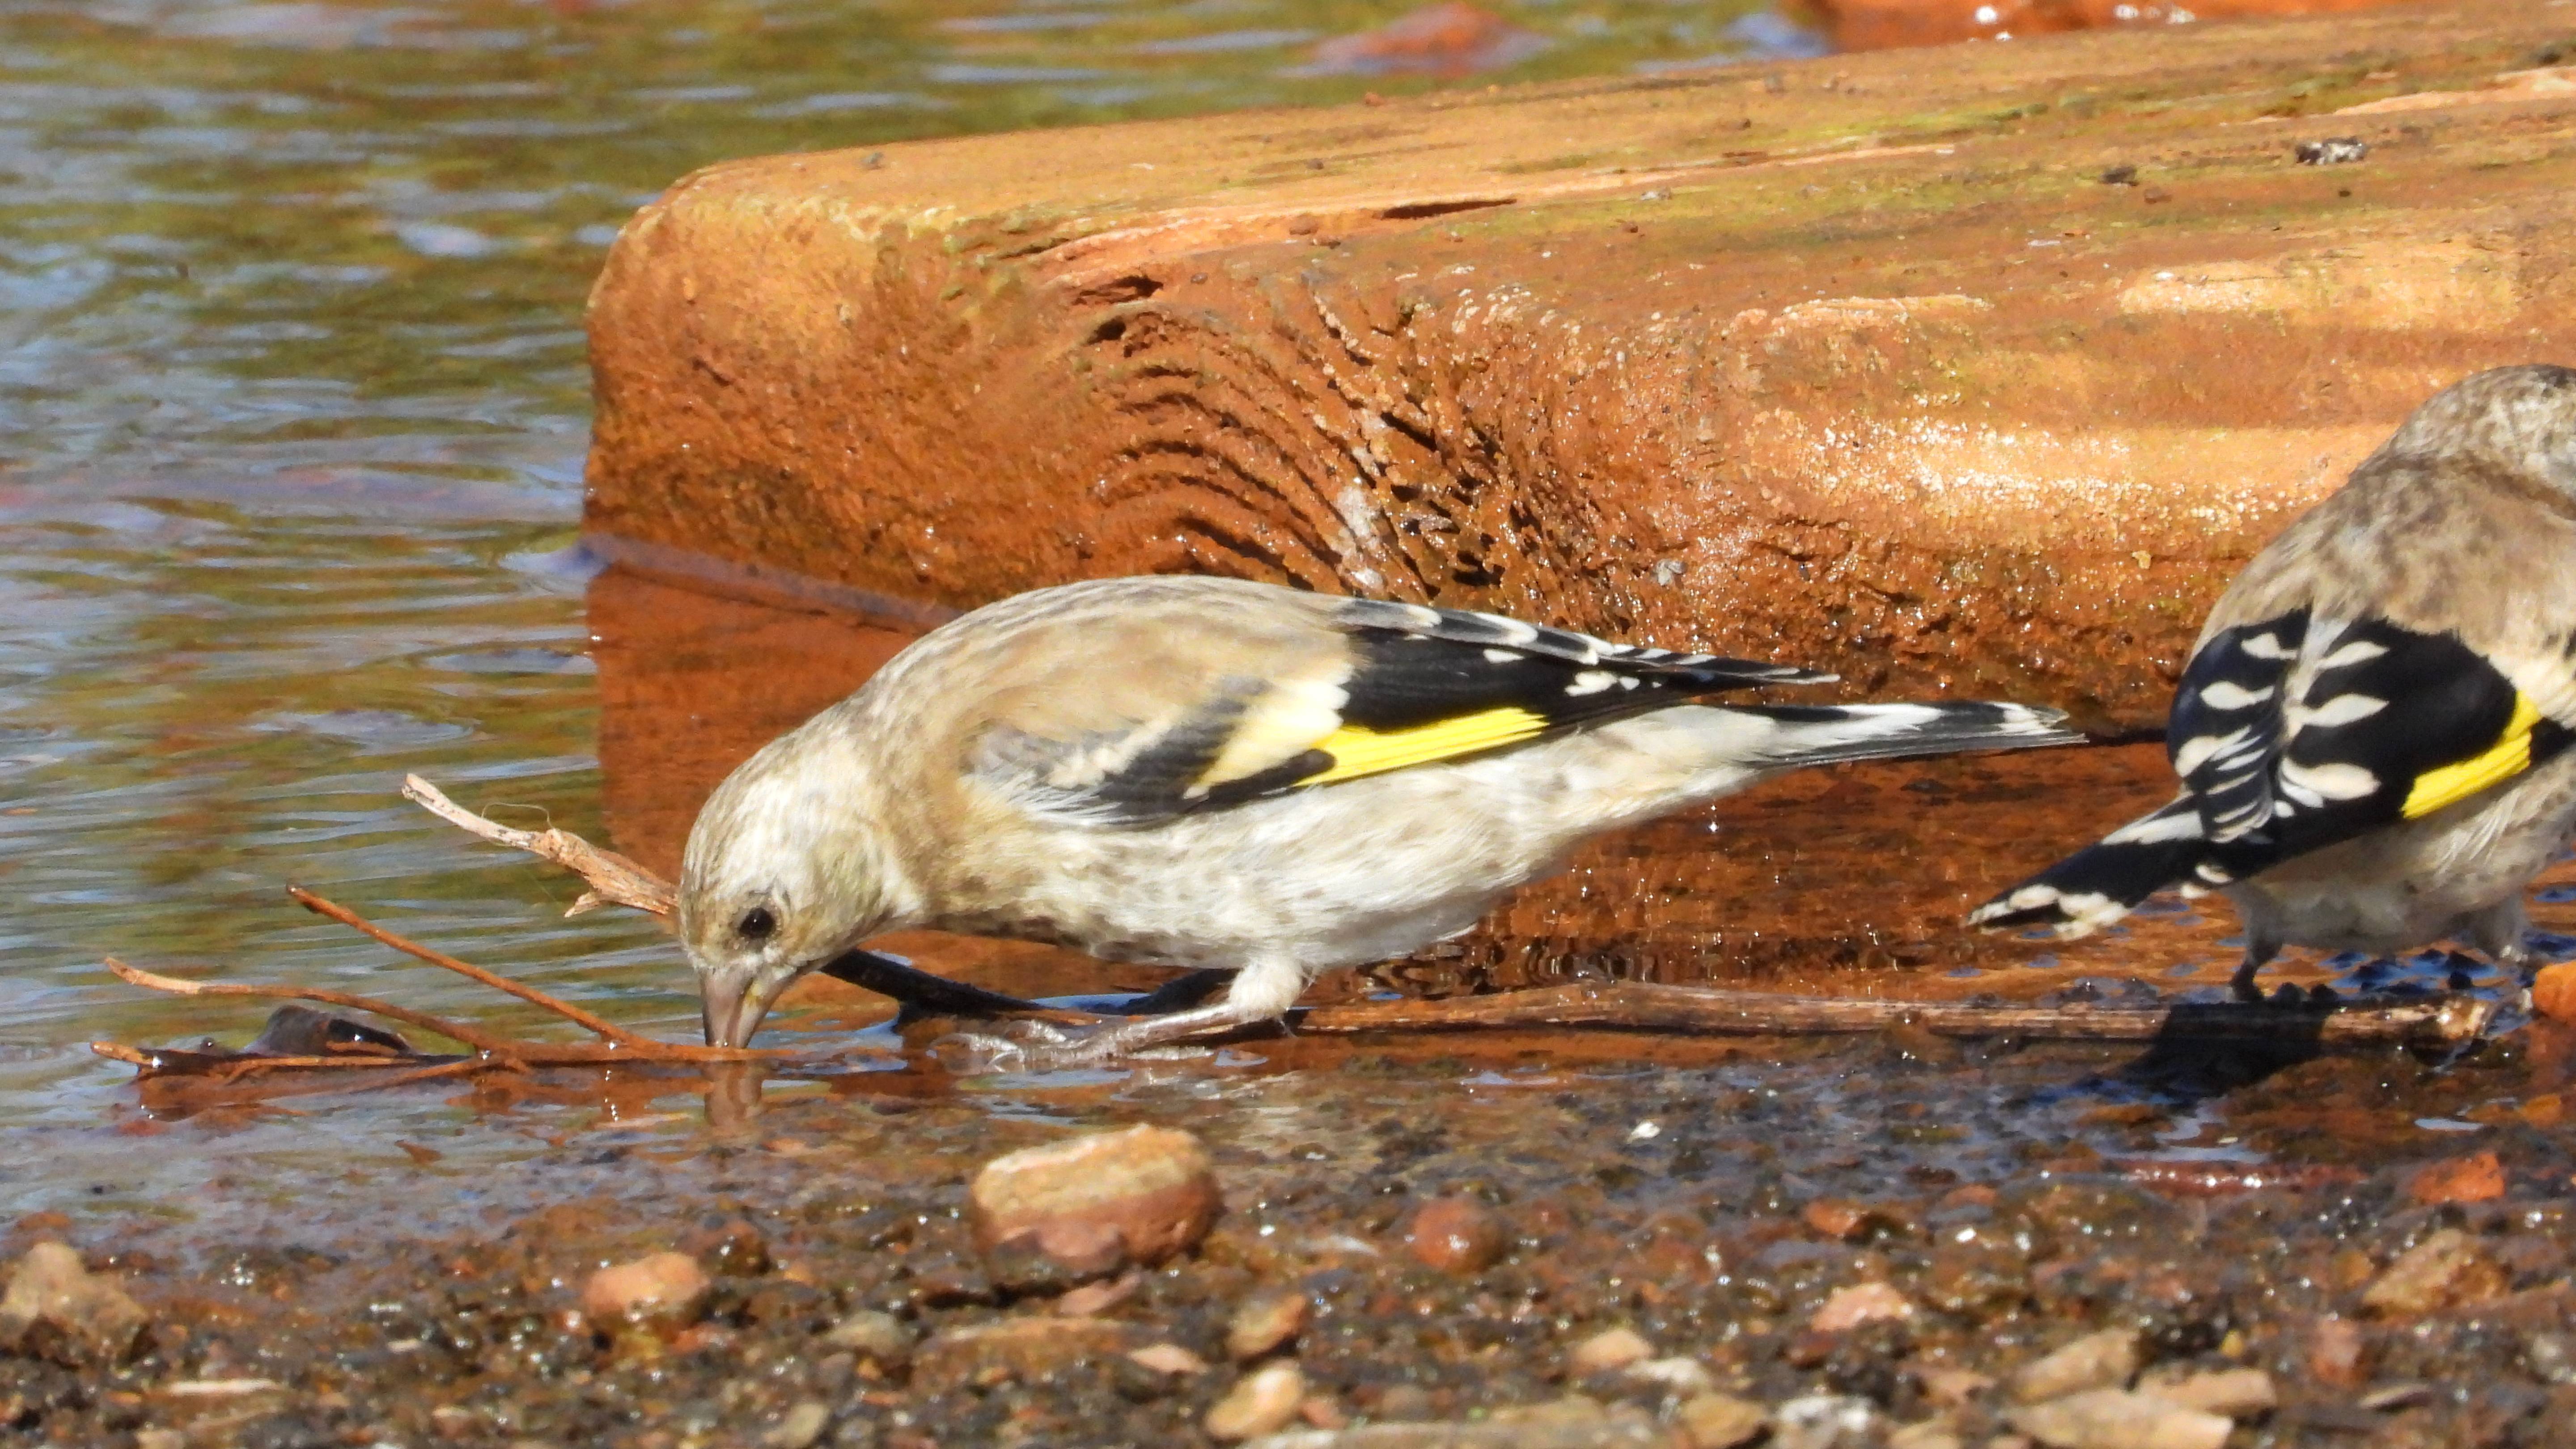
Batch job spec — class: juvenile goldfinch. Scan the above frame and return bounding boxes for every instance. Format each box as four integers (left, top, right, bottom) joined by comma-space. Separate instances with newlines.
1971, 364, 2576, 998
681, 576, 2080, 1059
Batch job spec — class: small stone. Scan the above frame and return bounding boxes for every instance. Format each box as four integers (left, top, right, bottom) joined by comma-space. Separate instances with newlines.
1405, 1196, 1507, 1274
1130, 1341, 1210, 1375
762, 1401, 830, 1449
1568, 1326, 1655, 1375
2294, 137, 2369, 165
1810, 1281, 1915, 1335
2405, 1151, 2505, 1206
1772, 1394, 1877, 1449
579, 1252, 711, 1335
2360, 1229, 2507, 1317
0, 1241, 148, 1367
2358, 1381, 2433, 1412
135, 1432, 184, 1449
2137, 1368, 2275, 1419
1052, 1271, 1143, 1318
1627, 1356, 1716, 1397
1914, 1365, 1996, 1407
912, 1316, 1131, 1393
2011, 1329, 2142, 1403
2534, 962, 2576, 1024
1801, 1199, 1910, 1243
1375, 1383, 1437, 1421
2007, 1389, 2229, 1449
1887, 1422, 1964, 1449
969, 1125, 1220, 1281
2307, 1316, 2368, 1386
1226, 1288, 1308, 1360
821, 1309, 913, 1364
1676, 1391, 1768, 1449
1206, 1361, 1305, 1441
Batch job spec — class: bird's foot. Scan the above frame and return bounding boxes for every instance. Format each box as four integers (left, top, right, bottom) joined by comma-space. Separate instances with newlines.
929, 1016, 1215, 1073
932, 1000, 1267, 1072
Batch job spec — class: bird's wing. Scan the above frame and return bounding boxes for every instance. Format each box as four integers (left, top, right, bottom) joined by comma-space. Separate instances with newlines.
2167, 606, 2576, 887
967, 595, 1829, 826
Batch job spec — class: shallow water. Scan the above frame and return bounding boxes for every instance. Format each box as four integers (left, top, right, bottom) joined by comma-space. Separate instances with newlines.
0, 0, 1832, 1214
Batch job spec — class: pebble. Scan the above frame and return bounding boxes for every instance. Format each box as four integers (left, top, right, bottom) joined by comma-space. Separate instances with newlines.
1207, 1361, 1307, 1441
1404, 1196, 1507, 1274
1626, 1355, 1716, 1397
2360, 1228, 2506, 1316
969, 1125, 1221, 1280
761, 1400, 830, 1449
1674, 1391, 1767, 1448
1227, 1288, 1309, 1360
0, 1241, 149, 1367
913, 1317, 1133, 1393
1885, 1421, 1963, 1449
1914, 1365, 1996, 1407
579, 1252, 711, 1335
1809, 1281, 1915, 1334
2010, 1329, 2141, 1403
1800, 1199, 1910, 1243
2137, 1368, 2276, 1418
1771, 1394, 1877, 1449
1567, 1326, 1655, 1375
2007, 1389, 2230, 1449
2534, 961, 2576, 1023
820, 1309, 913, 1364
2404, 1151, 2504, 1206
1131, 1341, 1212, 1375
2307, 1315, 2369, 1386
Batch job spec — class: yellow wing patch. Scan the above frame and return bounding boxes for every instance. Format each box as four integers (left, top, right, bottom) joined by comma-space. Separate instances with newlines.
2402, 693, 2542, 819
1302, 707, 1549, 787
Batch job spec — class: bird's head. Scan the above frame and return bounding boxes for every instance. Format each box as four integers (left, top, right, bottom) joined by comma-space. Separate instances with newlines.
678, 731, 912, 1048
2390, 363, 2576, 499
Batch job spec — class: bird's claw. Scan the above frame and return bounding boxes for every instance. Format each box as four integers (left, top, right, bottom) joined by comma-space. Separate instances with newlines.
930, 1017, 1215, 1072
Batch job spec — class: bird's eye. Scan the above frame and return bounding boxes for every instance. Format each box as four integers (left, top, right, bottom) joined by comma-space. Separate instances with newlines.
737, 906, 778, 942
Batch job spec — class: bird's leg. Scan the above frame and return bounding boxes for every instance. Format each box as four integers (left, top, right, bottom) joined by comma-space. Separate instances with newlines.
2230, 935, 2283, 1004
940, 958, 1306, 1071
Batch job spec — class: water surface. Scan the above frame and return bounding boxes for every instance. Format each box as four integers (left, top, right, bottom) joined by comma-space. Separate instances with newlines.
0, 0, 1811, 1213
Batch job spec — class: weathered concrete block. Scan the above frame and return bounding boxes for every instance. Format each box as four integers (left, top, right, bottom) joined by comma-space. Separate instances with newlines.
585, 1, 2576, 735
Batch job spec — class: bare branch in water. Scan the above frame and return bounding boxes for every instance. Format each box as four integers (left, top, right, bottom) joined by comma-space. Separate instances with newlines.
285, 885, 661, 1050
402, 775, 674, 920
100, 957, 791, 1067
1290, 980, 2495, 1050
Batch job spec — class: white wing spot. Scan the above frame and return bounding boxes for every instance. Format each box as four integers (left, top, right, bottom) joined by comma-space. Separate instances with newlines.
2238, 631, 2295, 660
1565, 670, 1618, 696
2103, 807, 2204, 844
1617, 675, 1640, 690
2277, 758, 2379, 801
2294, 693, 2387, 729
2199, 680, 2275, 710
1472, 613, 1539, 645
1483, 648, 1521, 664
2173, 728, 2248, 777
2314, 639, 2389, 671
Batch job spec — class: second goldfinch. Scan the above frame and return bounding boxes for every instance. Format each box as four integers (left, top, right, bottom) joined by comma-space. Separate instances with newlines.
681, 576, 2079, 1059
1972, 364, 2576, 996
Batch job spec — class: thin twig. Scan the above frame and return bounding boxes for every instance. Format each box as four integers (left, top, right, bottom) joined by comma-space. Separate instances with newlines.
403, 775, 674, 920
101, 959, 794, 1066
285, 885, 660, 1049
106, 958, 524, 1051
1291, 980, 2496, 1049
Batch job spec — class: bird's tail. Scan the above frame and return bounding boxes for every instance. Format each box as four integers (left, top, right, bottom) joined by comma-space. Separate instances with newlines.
1966, 795, 2207, 939
1739, 700, 2085, 769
